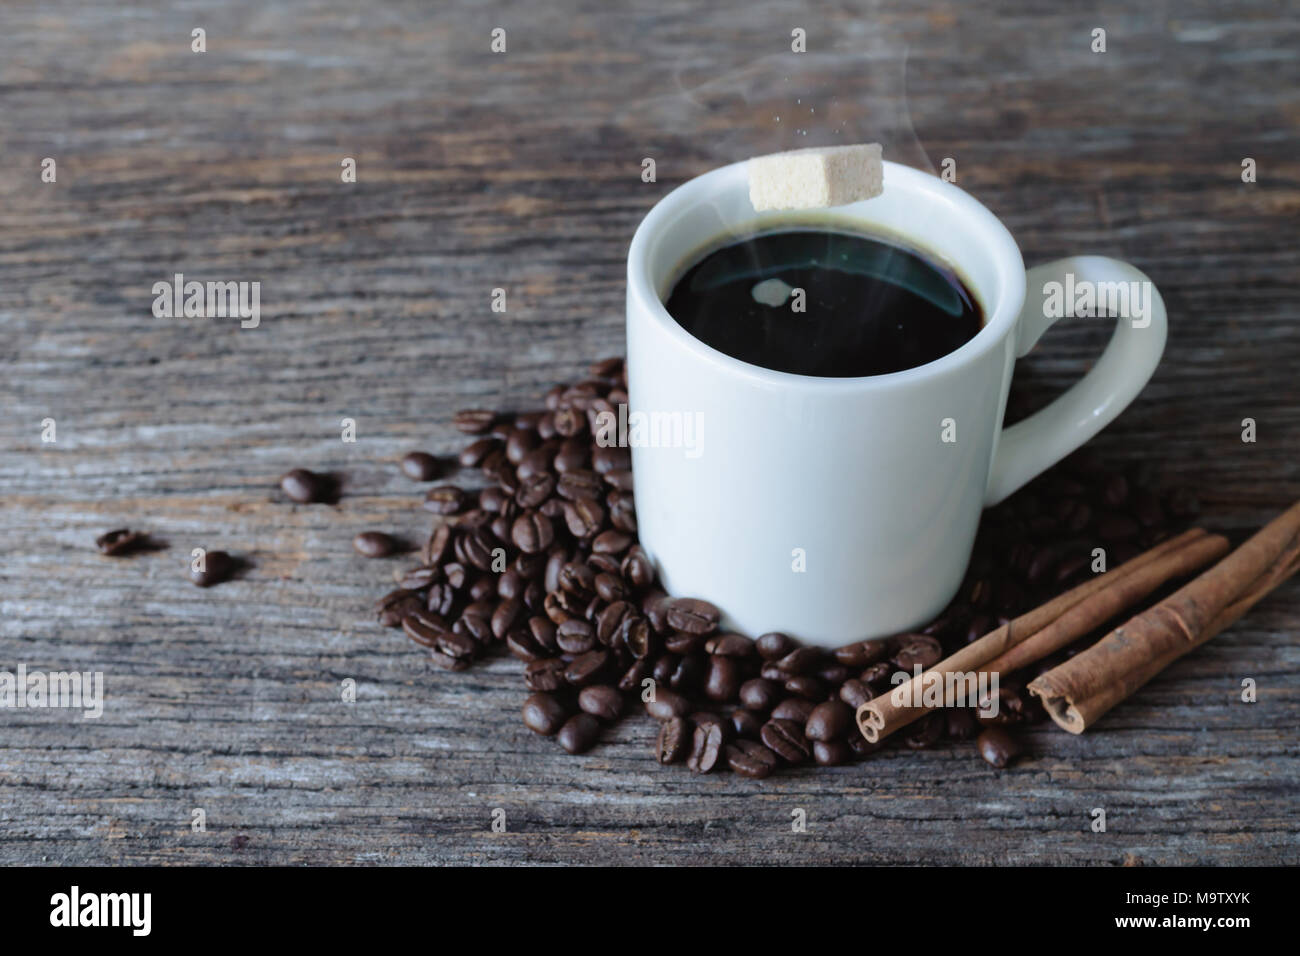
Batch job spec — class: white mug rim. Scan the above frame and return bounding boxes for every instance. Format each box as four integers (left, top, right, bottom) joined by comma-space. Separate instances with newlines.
627, 159, 1027, 391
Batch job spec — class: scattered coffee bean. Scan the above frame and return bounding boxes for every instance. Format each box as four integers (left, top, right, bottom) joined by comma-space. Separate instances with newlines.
557, 713, 600, 754
578, 684, 624, 722
424, 485, 468, 515
96, 528, 147, 556
976, 727, 1023, 768
687, 721, 725, 773
353, 531, 398, 558
667, 597, 721, 635
805, 700, 853, 742
190, 550, 235, 587
280, 468, 331, 503
812, 739, 851, 767
761, 718, 811, 764
401, 451, 440, 481
724, 740, 779, 778
365, 360, 1191, 780
522, 693, 567, 736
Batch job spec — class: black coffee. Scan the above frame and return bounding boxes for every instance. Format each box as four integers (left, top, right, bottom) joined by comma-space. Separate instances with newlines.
664, 228, 982, 377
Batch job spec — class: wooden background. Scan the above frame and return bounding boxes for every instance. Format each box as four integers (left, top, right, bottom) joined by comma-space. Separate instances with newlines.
1, 0, 1297, 865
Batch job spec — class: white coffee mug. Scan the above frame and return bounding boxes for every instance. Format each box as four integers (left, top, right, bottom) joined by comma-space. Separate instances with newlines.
626, 159, 1166, 646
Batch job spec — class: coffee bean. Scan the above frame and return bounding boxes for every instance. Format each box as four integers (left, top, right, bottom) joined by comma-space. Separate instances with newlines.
454, 409, 496, 434
424, 485, 467, 515
976, 727, 1023, 768
771, 698, 815, 724
724, 740, 779, 778
812, 739, 851, 767
562, 497, 605, 537
817, 662, 850, 686
522, 693, 567, 735
760, 718, 811, 764
604, 469, 635, 491
668, 654, 706, 693
428, 649, 470, 671
839, 679, 873, 710
553, 438, 589, 473
755, 632, 796, 660
556, 618, 597, 654
505, 626, 548, 662
775, 646, 824, 675
892, 634, 943, 673
784, 675, 825, 700
190, 550, 235, 587
656, 717, 691, 764
685, 721, 724, 773
401, 451, 440, 481
833, 639, 890, 669
95, 528, 148, 556
946, 708, 979, 741
705, 633, 755, 657
860, 661, 894, 693
436, 627, 478, 661
453, 605, 492, 646
425, 582, 455, 617
376, 589, 423, 627
619, 616, 653, 659
525, 658, 567, 692
510, 511, 554, 554
607, 491, 637, 532
805, 700, 852, 742
594, 572, 630, 603
564, 648, 609, 687
664, 631, 703, 655
704, 656, 742, 702
557, 562, 594, 599
578, 684, 624, 722
353, 531, 398, 558
556, 713, 600, 754
666, 597, 721, 635
401, 613, 445, 649
619, 657, 654, 693
280, 468, 331, 503
731, 709, 763, 739
423, 524, 453, 565
552, 406, 584, 438
490, 597, 523, 640
739, 678, 782, 712
621, 546, 655, 589
644, 687, 690, 721
592, 530, 633, 555
903, 711, 946, 749
589, 356, 624, 379
592, 600, 629, 644
398, 565, 439, 590
505, 428, 539, 465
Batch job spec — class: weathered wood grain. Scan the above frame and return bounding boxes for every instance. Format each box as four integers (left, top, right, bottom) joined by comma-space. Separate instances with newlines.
0, 0, 1297, 865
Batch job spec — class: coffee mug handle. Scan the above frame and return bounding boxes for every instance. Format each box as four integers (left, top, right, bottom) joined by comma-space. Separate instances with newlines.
984, 256, 1167, 506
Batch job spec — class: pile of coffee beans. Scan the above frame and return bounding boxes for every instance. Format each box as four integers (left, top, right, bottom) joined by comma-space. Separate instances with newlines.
373, 357, 1197, 774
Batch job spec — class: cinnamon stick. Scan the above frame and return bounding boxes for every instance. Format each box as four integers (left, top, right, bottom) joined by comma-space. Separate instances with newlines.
1029, 499, 1300, 733
856, 528, 1228, 743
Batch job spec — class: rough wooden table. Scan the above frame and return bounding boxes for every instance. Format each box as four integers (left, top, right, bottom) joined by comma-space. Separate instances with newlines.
1, 0, 1297, 865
